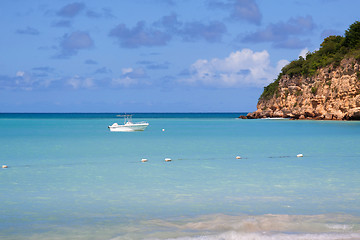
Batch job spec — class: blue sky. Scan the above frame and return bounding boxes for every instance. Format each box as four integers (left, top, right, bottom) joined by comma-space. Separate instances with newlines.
0, 0, 359, 112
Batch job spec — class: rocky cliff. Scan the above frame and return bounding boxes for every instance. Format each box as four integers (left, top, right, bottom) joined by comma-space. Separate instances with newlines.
247, 57, 360, 120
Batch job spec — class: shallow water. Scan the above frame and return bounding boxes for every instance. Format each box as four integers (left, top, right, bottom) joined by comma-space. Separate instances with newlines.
0, 113, 359, 239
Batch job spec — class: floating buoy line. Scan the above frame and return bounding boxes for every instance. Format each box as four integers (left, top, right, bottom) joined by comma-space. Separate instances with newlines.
0, 154, 308, 169
139, 154, 304, 163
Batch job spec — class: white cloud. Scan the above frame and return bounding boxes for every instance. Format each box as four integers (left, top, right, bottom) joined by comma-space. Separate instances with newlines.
7, 71, 92, 90
277, 59, 290, 72
181, 49, 288, 87
112, 76, 138, 87
121, 68, 133, 75
14, 71, 37, 90
67, 75, 81, 89
299, 48, 309, 58
7, 70, 58, 90
83, 78, 95, 88
16, 71, 25, 77
67, 75, 95, 89
112, 67, 148, 87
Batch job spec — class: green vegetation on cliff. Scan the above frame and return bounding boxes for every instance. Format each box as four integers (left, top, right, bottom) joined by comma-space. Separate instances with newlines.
259, 74, 281, 100
260, 21, 360, 100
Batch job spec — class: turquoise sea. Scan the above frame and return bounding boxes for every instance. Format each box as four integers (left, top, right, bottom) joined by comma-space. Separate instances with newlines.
1, 113, 360, 240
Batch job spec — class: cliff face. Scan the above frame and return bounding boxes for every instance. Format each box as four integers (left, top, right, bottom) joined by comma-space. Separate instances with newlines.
247, 58, 360, 120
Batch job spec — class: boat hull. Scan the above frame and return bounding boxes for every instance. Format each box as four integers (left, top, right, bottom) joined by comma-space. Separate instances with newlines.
108, 123, 149, 132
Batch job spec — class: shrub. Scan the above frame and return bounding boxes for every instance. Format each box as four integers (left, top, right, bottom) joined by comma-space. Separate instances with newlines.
280, 35, 346, 78
311, 86, 318, 95
344, 21, 360, 49
354, 50, 360, 62
259, 78, 280, 100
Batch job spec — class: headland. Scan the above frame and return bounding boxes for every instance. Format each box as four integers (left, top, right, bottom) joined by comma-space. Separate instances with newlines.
244, 21, 360, 120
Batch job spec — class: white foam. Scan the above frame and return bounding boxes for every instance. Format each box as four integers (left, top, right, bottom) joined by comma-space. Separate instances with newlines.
162, 232, 360, 240
261, 117, 287, 120
326, 224, 353, 231
139, 214, 360, 240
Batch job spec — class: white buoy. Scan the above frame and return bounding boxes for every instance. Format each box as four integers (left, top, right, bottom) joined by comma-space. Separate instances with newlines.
162, 129, 165, 132
297, 154, 303, 157
141, 158, 148, 162
165, 158, 172, 162
236, 156, 241, 159
2, 165, 8, 168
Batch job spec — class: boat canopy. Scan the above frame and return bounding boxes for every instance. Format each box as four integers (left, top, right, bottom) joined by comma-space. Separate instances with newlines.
116, 114, 134, 124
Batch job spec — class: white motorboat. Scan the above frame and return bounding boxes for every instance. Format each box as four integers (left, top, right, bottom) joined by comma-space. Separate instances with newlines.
108, 114, 149, 132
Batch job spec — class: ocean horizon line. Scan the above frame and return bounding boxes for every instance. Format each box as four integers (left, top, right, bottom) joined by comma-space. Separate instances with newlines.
0, 111, 249, 114
0, 112, 249, 119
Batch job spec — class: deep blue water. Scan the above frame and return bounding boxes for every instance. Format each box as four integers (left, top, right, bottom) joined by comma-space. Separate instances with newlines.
0, 113, 360, 239
0, 112, 246, 119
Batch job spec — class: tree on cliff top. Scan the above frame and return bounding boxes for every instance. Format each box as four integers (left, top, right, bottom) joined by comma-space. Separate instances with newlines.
344, 21, 360, 49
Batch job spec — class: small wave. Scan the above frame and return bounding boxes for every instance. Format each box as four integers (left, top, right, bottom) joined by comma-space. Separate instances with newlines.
261, 117, 288, 120
137, 214, 360, 240
326, 224, 353, 231
162, 231, 360, 240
